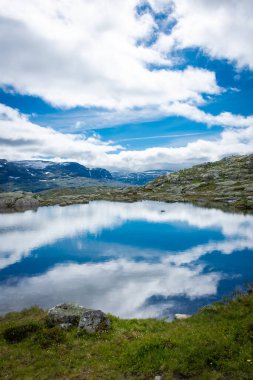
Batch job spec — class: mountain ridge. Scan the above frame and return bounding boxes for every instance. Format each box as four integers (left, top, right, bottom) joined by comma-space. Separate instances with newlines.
0, 159, 114, 192
0, 159, 173, 191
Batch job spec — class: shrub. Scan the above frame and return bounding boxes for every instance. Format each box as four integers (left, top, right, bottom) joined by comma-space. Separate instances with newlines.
3, 322, 41, 343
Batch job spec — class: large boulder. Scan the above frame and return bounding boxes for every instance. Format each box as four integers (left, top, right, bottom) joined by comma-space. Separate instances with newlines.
78, 309, 111, 334
47, 303, 110, 333
47, 303, 88, 327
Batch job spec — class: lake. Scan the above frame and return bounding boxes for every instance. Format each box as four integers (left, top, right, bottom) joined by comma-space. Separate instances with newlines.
0, 201, 252, 319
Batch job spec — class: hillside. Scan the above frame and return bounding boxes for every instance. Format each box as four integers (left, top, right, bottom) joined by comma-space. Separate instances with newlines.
1, 290, 253, 379
144, 154, 253, 210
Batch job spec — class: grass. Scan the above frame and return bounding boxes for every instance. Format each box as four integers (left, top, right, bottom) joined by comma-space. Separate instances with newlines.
1, 292, 253, 379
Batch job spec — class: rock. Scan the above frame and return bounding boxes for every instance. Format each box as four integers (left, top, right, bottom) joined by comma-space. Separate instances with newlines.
174, 313, 191, 320
78, 309, 110, 334
59, 323, 73, 330
47, 303, 88, 327
47, 304, 110, 333
154, 376, 163, 380
15, 196, 39, 210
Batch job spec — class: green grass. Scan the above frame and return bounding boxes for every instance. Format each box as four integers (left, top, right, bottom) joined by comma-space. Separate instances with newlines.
1, 293, 253, 379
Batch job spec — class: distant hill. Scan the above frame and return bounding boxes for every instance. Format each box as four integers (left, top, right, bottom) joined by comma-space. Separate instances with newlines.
0, 159, 115, 192
0, 159, 172, 191
111, 169, 173, 186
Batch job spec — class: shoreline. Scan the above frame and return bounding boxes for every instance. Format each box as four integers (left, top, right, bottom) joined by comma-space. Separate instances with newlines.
0, 187, 252, 214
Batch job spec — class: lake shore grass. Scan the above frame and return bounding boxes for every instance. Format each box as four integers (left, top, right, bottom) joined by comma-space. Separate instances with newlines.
1, 290, 253, 379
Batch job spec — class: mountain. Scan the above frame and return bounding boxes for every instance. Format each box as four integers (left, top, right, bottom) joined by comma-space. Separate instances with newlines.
0, 159, 115, 192
0, 159, 174, 191
111, 169, 173, 185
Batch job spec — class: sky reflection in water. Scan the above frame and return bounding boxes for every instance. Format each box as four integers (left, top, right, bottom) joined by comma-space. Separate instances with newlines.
0, 201, 253, 319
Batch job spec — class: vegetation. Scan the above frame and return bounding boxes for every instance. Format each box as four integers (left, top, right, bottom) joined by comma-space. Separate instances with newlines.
1, 291, 253, 379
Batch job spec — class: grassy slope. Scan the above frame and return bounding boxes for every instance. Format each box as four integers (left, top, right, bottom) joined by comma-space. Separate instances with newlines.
1, 292, 253, 379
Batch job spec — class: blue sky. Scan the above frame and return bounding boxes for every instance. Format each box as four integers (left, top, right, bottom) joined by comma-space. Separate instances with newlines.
0, 1, 252, 171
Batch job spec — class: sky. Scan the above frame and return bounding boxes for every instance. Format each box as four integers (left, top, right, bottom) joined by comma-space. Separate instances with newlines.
0, 0, 253, 171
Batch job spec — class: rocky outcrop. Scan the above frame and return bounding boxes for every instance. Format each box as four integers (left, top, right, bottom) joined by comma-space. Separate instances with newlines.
47, 303, 110, 333
144, 154, 253, 211
14, 196, 39, 210
0, 192, 39, 211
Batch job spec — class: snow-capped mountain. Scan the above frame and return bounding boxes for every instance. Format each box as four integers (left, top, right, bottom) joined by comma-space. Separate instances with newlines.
0, 159, 113, 192
0, 159, 173, 191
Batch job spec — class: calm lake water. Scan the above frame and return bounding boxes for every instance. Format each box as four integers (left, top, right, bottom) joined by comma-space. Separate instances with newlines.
0, 201, 253, 319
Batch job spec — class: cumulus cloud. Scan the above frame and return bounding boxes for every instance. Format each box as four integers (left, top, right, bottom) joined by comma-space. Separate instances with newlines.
0, 0, 251, 113
0, 103, 120, 163
0, 1, 252, 168
1, 102, 253, 170
155, 0, 253, 69
0, 0, 220, 109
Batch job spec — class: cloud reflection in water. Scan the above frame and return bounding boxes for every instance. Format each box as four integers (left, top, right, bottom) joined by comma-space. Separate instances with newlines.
0, 201, 252, 318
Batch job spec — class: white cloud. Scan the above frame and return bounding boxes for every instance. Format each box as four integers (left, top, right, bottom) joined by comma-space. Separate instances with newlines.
1, 102, 253, 170
0, 0, 220, 109
0, 103, 120, 163
0, 1, 252, 169
0, 0, 251, 115
162, 103, 253, 128
155, 0, 253, 69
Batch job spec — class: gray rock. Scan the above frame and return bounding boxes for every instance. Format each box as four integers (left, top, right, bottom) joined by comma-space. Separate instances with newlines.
174, 313, 191, 320
15, 196, 39, 210
47, 304, 111, 334
47, 303, 88, 327
59, 323, 73, 330
78, 309, 110, 334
